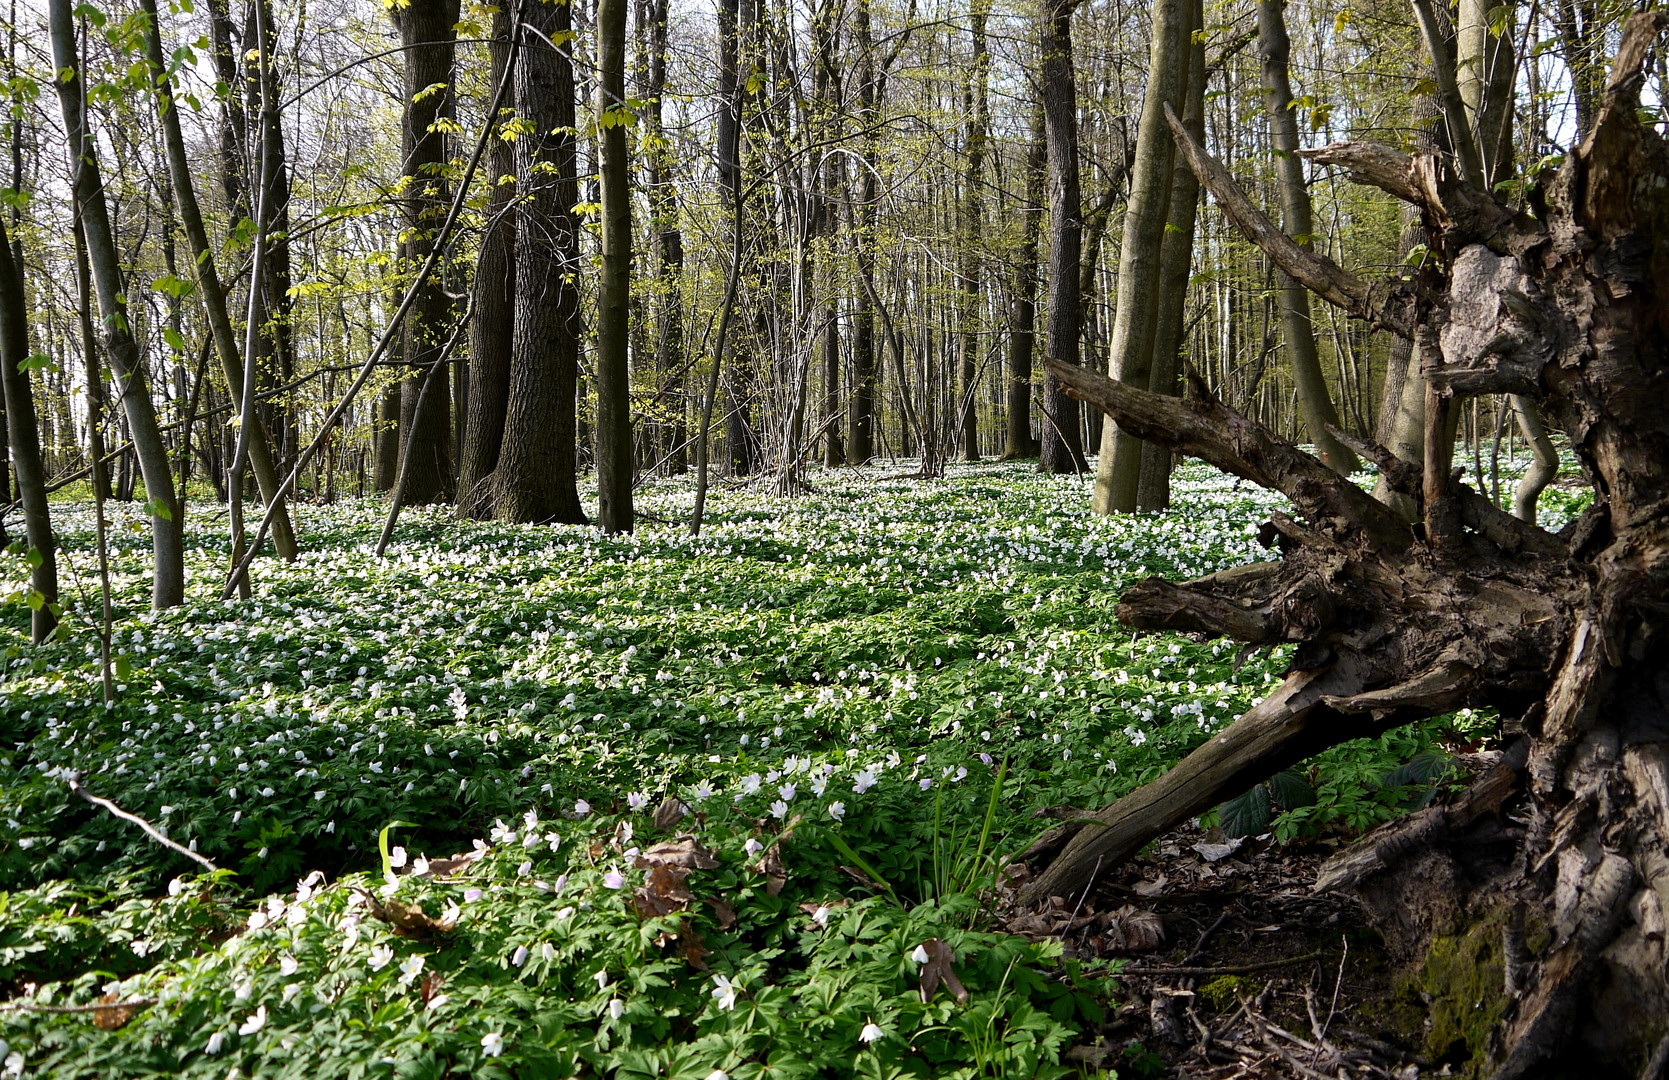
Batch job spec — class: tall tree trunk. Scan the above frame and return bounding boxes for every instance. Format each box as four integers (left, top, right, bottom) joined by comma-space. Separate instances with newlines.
244, 0, 297, 478
389, 0, 459, 505
1038, 0, 1086, 475
1032, 18, 1669, 1073
595, 0, 633, 534
846, 0, 878, 466
1002, 100, 1046, 460
1257, 0, 1357, 475
645, 0, 686, 475
493, 0, 585, 525
1093, 0, 1186, 511
49, 0, 184, 608
457, 7, 517, 516
140, 0, 297, 560
0, 215, 56, 642
1135, 0, 1206, 511
957, 0, 991, 463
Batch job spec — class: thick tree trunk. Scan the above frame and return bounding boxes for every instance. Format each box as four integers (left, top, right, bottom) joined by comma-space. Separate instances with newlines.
594, 0, 633, 534
846, 0, 878, 466
49, 0, 184, 609
390, 0, 459, 505
1093, 0, 1188, 510
1037, 0, 1086, 475
457, 8, 517, 517
492, 0, 585, 525
1002, 101, 1046, 461
1029, 17, 1669, 1074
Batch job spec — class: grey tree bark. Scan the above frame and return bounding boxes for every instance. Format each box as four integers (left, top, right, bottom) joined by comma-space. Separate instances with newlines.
1135, 0, 1207, 511
457, 8, 518, 517
48, 0, 184, 608
1092, 0, 1188, 511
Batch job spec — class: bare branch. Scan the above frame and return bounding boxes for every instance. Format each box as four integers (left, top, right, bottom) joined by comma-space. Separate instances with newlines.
1046, 357, 1414, 552
66, 778, 222, 875
1164, 104, 1414, 337
1299, 142, 1423, 205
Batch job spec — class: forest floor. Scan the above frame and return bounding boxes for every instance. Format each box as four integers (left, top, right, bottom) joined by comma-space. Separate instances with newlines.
0, 458, 1583, 1078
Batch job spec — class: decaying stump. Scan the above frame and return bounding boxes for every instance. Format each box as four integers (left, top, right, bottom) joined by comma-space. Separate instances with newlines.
1029, 14, 1669, 1077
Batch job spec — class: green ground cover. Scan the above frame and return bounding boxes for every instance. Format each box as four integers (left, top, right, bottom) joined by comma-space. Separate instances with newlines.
0, 460, 1576, 1078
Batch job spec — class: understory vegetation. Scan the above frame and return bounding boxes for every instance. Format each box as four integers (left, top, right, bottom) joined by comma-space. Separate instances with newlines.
0, 460, 1580, 1078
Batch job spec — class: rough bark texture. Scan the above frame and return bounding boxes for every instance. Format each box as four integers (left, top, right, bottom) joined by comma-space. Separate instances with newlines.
390, 0, 459, 505
492, 0, 585, 525
1032, 15, 1669, 1076
1037, 0, 1085, 475
457, 8, 517, 518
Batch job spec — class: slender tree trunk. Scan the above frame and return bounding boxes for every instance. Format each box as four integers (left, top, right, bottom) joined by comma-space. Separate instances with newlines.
1257, 0, 1357, 474
957, 0, 991, 463
847, 0, 878, 465
140, 0, 297, 560
0, 215, 55, 642
72, 217, 109, 502
457, 7, 517, 516
389, 0, 459, 504
1038, 0, 1086, 474
595, 0, 633, 534
645, 0, 686, 475
1135, 0, 1206, 511
49, 0, 184, 608
493, 0, 585, 524
1003, 100, 1046, 460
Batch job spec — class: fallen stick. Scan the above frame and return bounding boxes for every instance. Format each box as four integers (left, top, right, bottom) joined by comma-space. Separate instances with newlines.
65, 778, 221, 875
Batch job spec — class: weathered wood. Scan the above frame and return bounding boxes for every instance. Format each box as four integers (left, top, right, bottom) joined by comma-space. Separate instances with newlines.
1047, 359, 1413, 552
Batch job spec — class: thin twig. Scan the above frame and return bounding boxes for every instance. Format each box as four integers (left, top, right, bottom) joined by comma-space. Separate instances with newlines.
64, 778, 220, 874
1108, 951, 1325, 978
0, 998, 156, 1014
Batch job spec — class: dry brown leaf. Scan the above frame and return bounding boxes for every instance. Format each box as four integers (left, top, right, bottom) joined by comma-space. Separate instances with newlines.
415, 848, 487, 880
706, 896, 737, 928
632, 865, 695, 918
353, 887, 458, 938
678, 924, 711, 971
635, 837, 719, 870
752, 844, 787, 897
917, 938, 969, 1005
1131, 874, 1168, 898
90, 993, 141, 1030
652, 796, 685, 830
419, 970, 445, 1004
1102, 905, 1165, 952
